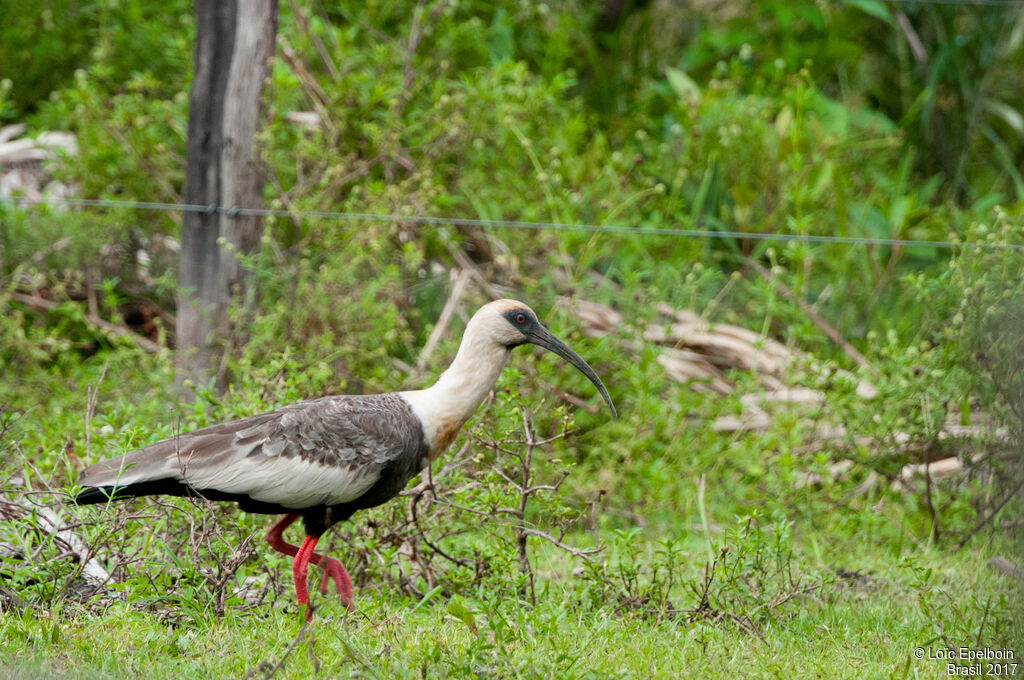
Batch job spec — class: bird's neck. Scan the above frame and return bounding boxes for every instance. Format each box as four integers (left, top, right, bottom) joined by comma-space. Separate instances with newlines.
401, 324, 510, 459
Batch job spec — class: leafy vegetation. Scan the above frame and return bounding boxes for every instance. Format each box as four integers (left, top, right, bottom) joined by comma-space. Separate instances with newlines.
1, 1, 1022, 678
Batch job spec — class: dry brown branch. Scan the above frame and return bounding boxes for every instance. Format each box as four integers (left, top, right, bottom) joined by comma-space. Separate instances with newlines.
895, 10, 928, 64
287, 0, 340, 81
986, 556, 1024, 580
9, 292, 163, 353
520, 528, 601, 560
954, 476, 1024, 552
897, 457, 963, 483
555, 389, 600, 414
711, 407, 772, 433
0, 130, 76, 164
0, 492, 111, 591
279, 42, 329, 108
747, 259, 872, 370
555, 298, 622, 338
657, 350, 733, 394
278, 41, 337, 140
0, 123, 26, 145
412, 268, 471, 375
392, 0, 451, 118
452, 249, 509, 299
84, 361, 108, 461
409, 487, 479, 569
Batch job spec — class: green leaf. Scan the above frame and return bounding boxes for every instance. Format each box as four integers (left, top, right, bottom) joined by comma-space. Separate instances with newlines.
844, 0, 895, 27
447, 596, 478, 634
982, 98, 1024, 138
665, 67, 700, 101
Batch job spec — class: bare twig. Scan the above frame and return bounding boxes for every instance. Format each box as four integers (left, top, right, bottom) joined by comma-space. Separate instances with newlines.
244, 617, 312, 680
9, 292, 163, 353
987, 556, 1024, 581
410, 488, 479, 569
287, 0, 341, 81
747, 259, 872, 371
330, 627, 382, 679
452, 249, 508, 299
954, 476, 1024, 552
84, 361, 109, 461
894, 10, 928, 65
922, 441, 940, 545
392, 0, 451, 119
515, 408, 536, 604
520, 529, 602, 560
411, 268, 471, 375
278, 41, 338, 140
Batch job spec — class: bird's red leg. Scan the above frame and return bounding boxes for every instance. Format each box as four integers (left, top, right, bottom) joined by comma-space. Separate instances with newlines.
267, 513, 354, 616
316, 553, 354, 608
266, 513, 302, 557
293, 536, 317, 621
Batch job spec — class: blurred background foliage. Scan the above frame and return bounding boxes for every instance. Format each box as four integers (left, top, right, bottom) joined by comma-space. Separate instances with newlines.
1, 0, 1022, 534
0, 0, 1021, 497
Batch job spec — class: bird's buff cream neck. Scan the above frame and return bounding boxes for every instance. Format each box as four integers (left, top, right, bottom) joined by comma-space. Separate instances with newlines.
400, 312, 512, 459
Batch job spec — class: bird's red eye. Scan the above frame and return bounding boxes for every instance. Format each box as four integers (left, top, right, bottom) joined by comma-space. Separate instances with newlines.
515, 313, 527, 324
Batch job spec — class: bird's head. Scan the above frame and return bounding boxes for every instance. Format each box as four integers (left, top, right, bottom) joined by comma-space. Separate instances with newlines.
472, 299, 617, 417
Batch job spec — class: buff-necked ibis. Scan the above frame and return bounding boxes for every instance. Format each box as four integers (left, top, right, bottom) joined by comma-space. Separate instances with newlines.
73, 299, 616, 619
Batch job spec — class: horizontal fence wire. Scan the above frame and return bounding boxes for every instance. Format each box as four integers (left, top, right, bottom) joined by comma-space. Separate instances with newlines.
880, 0, 1024, 6
881, 0, 1024, 6
3, 195, 1022, 251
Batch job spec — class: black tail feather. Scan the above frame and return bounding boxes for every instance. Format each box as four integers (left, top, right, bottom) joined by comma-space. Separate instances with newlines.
73, 486, 120, 505
72, 479, 296, 515
73, 480, 188, 505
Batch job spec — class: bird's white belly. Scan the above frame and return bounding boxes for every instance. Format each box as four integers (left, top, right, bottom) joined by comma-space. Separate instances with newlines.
183, 455, 381, 509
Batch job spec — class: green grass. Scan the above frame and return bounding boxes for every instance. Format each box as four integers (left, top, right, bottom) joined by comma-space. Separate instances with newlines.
2, 538, 1020, 679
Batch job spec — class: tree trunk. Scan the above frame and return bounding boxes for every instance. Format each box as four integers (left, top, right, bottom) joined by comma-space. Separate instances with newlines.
177, 0, 278, 392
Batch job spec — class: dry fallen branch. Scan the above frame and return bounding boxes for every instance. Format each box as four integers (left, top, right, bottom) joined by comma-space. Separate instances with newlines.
746, 259, 872, 371
896, 457, 964, 484
986, 556, 1024, 580
556, 298, 622, 338
657, 350, 733, 395
9, 292, 163, 353
412, 268, 472, 375
740, 387, 825, 408
0, 493, 111, 593
954, 476, 1024, 552
0, 127, 79, 207
520, 528, 601, 560
0, 129, 77, 164
562, 296, 878, 436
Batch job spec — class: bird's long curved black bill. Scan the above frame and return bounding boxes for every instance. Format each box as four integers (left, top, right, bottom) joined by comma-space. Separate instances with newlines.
526, 326, 617, 418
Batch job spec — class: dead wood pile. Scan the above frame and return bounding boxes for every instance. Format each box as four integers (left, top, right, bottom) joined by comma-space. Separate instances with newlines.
561, 297, 1001, 490
0, 124, 77, 205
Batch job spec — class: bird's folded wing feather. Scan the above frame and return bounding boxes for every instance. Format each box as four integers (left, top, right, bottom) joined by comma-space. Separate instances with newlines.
78, 394, 425, 509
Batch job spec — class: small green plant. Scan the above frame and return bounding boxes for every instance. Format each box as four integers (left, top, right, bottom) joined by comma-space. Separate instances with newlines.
578, 510, 827, 641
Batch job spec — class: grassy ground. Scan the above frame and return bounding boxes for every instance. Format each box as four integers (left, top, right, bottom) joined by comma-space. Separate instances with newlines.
1, 538, 1020, 679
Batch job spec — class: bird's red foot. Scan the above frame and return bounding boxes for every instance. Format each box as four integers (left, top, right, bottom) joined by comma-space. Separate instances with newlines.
317, 555, 354, 610
267, 514, 355, 620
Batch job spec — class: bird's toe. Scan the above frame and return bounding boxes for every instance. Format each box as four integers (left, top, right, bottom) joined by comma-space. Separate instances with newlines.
319, 556, 355, 610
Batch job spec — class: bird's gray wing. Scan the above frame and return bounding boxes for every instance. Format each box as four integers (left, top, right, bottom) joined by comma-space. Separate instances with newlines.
77, 393, 427, 509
